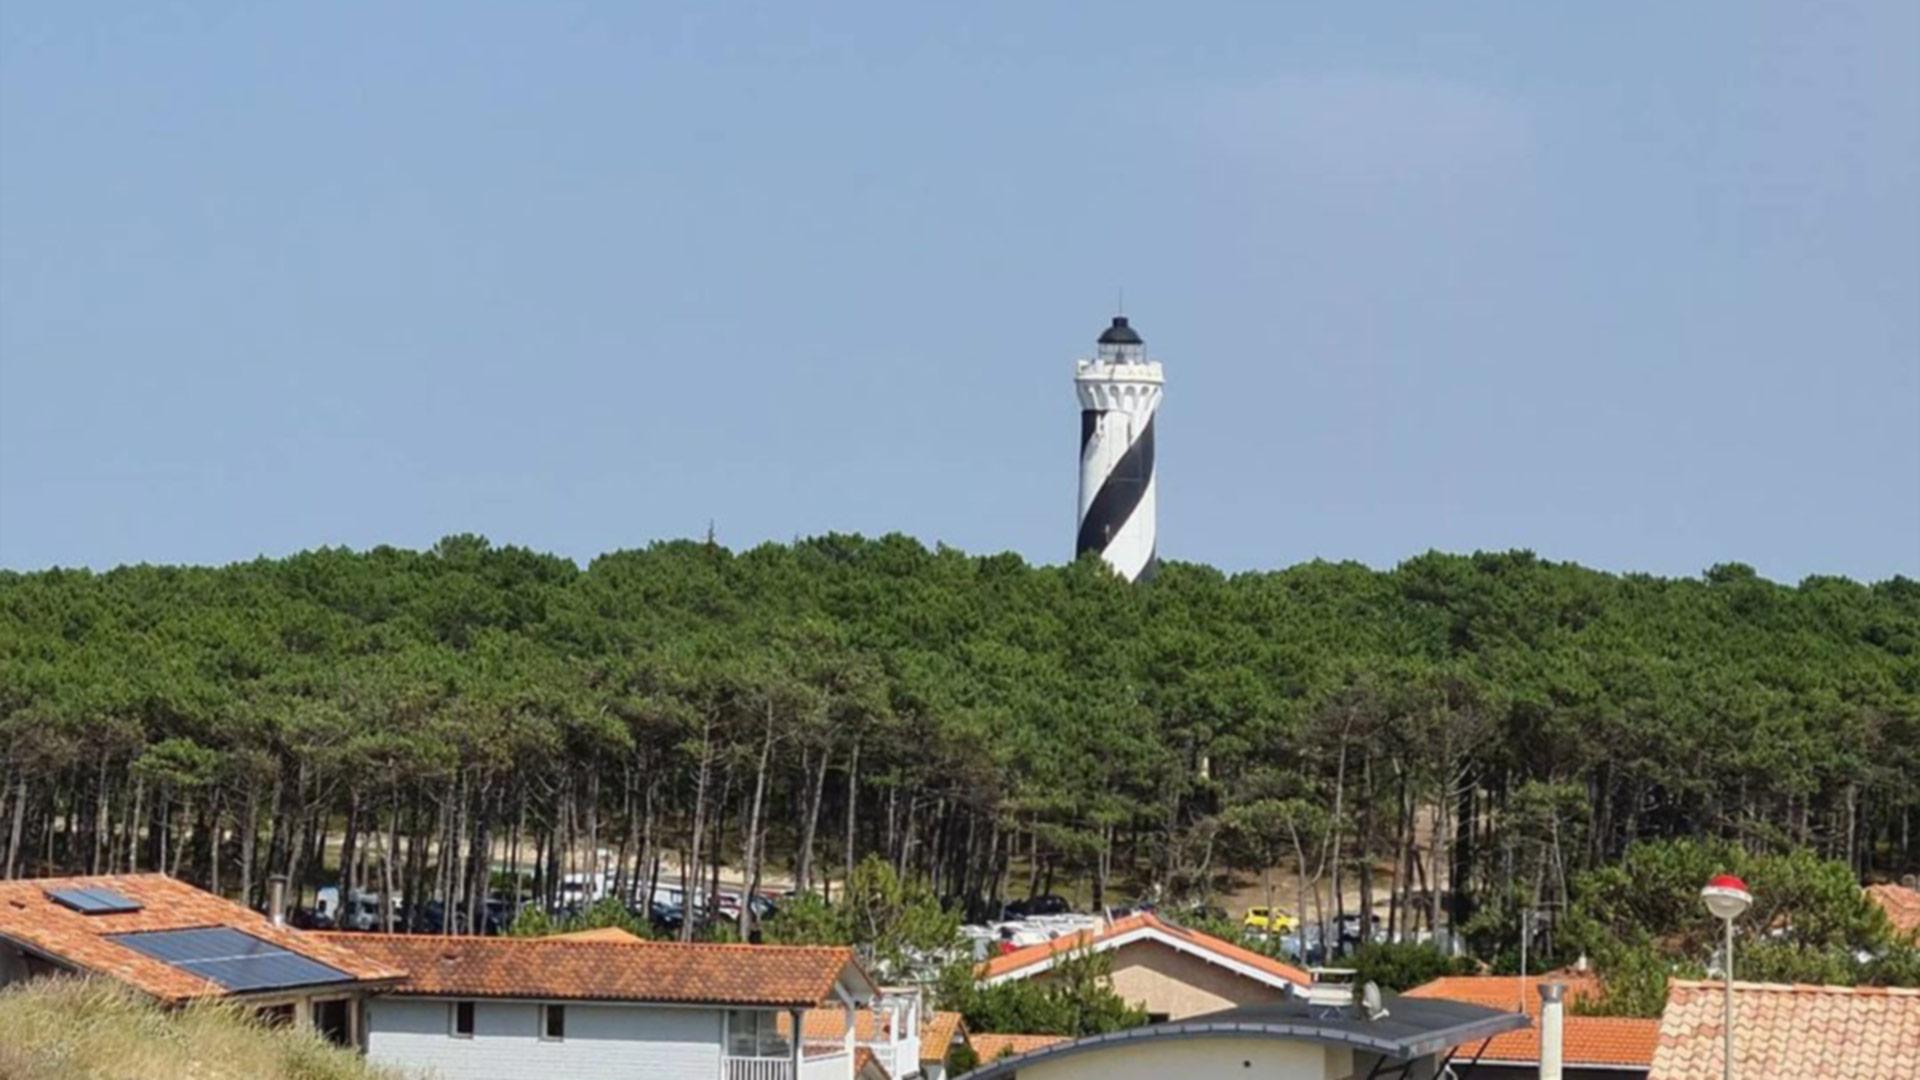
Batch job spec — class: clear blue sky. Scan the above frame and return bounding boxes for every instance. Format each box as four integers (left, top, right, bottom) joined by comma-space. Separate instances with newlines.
3, 3, 1915, 582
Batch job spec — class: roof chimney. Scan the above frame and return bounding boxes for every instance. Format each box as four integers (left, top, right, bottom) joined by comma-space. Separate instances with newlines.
1537, 982, 1565, 1080
267, 875, 288, 928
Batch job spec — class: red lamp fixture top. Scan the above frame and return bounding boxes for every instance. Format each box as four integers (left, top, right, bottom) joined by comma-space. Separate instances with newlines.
1701, 873, 1753, 920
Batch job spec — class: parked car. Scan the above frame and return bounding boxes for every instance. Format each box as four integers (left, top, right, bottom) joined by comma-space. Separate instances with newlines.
476, 898, 514, 935
1175, 902, 1230, 925
648, 901, 710, 936
1242, 906, 1300, 933
314, 887, 388, 931
407, 898, 512, 936
1335, 913, 1378, 947
1002, 894, 1071, 919
557, 872, 611, 909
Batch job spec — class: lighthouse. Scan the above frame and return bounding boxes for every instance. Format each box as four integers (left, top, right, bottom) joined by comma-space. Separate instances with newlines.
1075, 315, 1163, 582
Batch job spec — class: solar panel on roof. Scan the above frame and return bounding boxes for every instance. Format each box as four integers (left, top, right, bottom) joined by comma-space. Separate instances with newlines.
46, 886, 143, 915
108, 927, 352, 992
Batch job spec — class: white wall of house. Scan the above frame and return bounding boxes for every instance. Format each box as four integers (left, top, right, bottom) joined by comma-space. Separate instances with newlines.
364, 997, 724, 1080
798, 1049, 853, 1080
1011, 1037, 1352, 1080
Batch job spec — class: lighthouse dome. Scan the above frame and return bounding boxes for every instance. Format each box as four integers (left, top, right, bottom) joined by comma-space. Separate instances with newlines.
1097, 316, 1143, 346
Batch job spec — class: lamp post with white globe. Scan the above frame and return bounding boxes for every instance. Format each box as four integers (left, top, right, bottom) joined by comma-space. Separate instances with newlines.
1700, 874, 1752, 1080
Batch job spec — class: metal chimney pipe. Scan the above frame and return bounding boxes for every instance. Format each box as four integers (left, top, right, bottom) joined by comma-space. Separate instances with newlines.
1538, 982, 1565, 1080
268, 875, 288, 927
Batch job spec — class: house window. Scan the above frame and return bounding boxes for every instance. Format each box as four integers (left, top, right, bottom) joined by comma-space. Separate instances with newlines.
312, 999, 352, 1047
451, 1001, 475, 1038
541, 1004, 566, 1041
725, 1009, 790, 1058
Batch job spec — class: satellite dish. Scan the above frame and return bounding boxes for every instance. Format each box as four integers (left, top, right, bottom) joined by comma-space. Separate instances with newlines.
1361, 981, 1390, 1022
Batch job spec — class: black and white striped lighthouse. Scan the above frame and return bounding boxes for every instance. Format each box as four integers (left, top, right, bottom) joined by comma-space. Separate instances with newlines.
1075, 315, 1164, 582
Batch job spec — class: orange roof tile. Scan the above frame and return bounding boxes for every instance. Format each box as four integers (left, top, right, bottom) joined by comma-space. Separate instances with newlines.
0, 874, 402, 1003
1406, 973, 1659, 1069
1649, 980, 1920, 1080
321, 932, 868, 1008
852, 1045, 889, 1079
1406, 971, 1605, 1012
979, 913, 1310, 989
1866, 883, 1920, 939
923, 1008, 967, 1061
970, 1033, 1068, 1061
782, 1007, 966, 1065
543, 926, 649, 944
786, 1004, 884, 1043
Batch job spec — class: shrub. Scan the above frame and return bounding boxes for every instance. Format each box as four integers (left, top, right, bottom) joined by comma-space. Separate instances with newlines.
1352, 941, 1477, 992
507, 896, 651, 939
937, 946, 1148, 1037
0, 977, 407, 1080
762, 856, 960, 982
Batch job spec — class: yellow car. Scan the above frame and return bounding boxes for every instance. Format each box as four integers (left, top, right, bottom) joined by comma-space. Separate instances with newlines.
1242, 906, 1300, 933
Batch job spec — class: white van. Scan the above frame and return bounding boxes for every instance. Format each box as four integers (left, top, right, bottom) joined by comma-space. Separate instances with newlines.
315, 886, 387, 931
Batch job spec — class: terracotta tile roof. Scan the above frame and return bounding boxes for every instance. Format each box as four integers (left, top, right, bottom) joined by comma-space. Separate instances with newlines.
0, 874, 402, 1003
970, 1033, 1068, 1061
923, 1008, 967, 1061
1651, 980, 1920, 1079
1406, 971, 1605, 1012
852, 1045, 888, 1079
1406, 973, 1658, 1069
979, 913, 1311, 989
782, 1006, 966, 1065
543, 926, 649, 943
787, 1004, 884, 1043
320, 932, 868, 1008
1866, 883, 1920, 939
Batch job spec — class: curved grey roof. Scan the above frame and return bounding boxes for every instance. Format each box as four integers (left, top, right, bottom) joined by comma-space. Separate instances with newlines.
1097, 316, 1143, 346
957, 994, 1527, 1078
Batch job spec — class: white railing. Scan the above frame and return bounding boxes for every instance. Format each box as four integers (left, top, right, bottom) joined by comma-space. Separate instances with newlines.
724, 1056, 793, 1080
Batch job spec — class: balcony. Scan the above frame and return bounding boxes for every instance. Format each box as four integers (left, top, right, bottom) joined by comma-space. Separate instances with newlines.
724, 1056, 791, 1080
721, 1046, 851, 1080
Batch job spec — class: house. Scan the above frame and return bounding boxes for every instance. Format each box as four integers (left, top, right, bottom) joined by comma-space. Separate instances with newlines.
978, 912, 1310, 1021
1866, 881, 1920, 940
0, 873, 402, 1045
920, 1009, 968, 1077
953, 992, 1527, 1080
966, 1032, 1067, 1063
1647, 980, 1920, 1079
325, 931, 878, 1080
781, 999, 969, 1079
1404, 972, 1658, 1079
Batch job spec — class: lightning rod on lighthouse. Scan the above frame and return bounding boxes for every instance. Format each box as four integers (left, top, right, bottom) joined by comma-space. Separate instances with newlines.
1075, 315, 1163, 582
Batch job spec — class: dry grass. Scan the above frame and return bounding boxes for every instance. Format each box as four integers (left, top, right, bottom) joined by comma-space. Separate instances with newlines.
0, 978, 408, 1080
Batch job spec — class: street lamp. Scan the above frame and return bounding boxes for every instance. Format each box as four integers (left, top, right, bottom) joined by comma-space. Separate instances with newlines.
1700, 874, 1751, 1080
